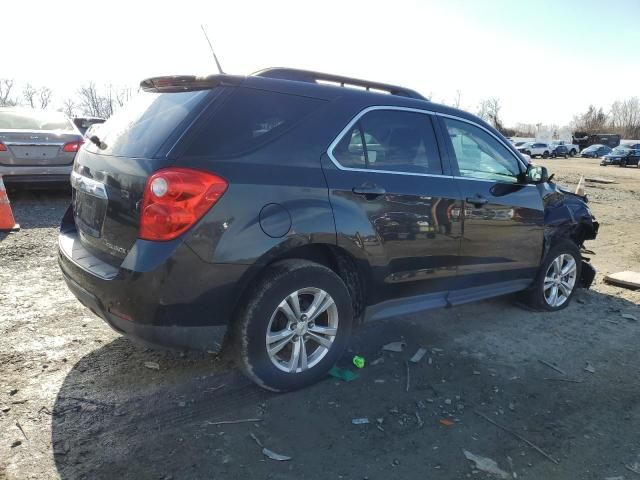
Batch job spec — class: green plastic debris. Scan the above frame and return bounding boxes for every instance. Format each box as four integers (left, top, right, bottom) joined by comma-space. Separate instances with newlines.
352, 355, 365, 369
328, 366, 359, 382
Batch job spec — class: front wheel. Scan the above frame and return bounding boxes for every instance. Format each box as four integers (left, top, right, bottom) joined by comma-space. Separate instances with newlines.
542, 151, 549, 158
518, 240, 582, 311
232, 259, 353, 392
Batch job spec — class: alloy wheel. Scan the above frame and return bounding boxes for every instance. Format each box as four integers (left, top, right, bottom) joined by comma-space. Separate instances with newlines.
266, 287, 338, 373
543, 254, 577, 307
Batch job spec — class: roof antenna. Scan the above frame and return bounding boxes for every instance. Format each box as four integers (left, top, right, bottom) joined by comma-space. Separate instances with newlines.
200, 24, 225, 74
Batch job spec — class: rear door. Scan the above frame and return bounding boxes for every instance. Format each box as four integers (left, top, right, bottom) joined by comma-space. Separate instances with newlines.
322, 107, 462, 308
437, 115, 544, 293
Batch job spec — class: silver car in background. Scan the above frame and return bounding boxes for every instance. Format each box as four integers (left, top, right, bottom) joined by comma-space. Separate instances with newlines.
0, 108, 83, 186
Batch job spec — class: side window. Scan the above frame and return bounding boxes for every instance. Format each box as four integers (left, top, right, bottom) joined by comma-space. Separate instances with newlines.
332, 125, 366, 168
185, 88, 325, 158
443, 117, 523, 183
332, 109, 442, 175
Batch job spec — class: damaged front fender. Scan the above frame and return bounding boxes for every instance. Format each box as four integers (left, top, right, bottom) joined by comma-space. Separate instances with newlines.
539, 182, 599, 288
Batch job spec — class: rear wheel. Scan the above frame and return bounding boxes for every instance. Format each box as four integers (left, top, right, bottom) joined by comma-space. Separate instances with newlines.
542, 151, 549, 159
519, 240, 581, 311
232, 259, 353, 392
570, 149, 577, 156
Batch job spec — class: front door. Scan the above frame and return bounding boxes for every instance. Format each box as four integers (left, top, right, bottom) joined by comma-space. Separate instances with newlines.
322, 107, 463, 308
437, 116, 544, 293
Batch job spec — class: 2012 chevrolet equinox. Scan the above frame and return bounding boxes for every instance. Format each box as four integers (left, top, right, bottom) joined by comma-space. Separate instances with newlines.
58, 68, 599, 391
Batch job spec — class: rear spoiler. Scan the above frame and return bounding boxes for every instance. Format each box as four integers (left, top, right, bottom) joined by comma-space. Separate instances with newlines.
140, 74, 244, 93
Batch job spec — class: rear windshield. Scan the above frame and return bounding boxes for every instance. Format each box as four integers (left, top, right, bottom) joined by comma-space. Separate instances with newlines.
0, 110, 75, 131
84, 90, 208, 158
185, 87, 325, 158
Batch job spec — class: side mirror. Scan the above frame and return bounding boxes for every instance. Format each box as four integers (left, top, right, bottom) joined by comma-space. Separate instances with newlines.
526, 165, 549, 184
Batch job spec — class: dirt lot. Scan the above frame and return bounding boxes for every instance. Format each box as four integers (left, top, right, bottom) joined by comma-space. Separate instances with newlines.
1, 158, 639, 480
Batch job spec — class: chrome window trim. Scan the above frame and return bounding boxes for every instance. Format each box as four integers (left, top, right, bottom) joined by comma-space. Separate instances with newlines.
326, 106, 450, 179
326, 105, 528, 178
71, 171, 108, 199
451, 175, 535, 187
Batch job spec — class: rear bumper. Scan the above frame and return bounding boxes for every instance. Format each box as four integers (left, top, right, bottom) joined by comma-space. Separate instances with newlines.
0, 165, 72, 184
61, 273, 227, 350
58, 209, 250, 350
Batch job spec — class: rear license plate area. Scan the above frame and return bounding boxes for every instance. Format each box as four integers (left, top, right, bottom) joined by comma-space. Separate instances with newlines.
73, 189, 107, 237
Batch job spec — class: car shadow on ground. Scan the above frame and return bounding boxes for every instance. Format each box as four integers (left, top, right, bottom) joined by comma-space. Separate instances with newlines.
51, 290, 640, 479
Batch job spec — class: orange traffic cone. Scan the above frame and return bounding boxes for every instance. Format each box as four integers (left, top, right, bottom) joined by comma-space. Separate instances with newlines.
0, 176, 20, 232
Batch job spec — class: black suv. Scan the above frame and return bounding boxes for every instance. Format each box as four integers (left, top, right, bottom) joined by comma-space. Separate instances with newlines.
59, 68, 599, 391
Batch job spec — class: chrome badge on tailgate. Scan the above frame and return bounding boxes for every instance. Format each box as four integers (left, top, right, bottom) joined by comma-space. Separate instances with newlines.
71, 172, 108, 238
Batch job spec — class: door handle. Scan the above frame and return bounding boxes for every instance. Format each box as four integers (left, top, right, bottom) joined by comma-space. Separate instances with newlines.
353, 185, 386, 198
466, 195, 488, 206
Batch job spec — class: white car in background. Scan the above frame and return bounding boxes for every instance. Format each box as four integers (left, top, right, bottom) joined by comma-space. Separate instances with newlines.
517, 142, 551, 159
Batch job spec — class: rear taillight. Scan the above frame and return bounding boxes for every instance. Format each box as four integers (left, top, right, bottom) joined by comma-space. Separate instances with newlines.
0, 143, 6, 152
139, 168, 228, 241
62, 140, 84, 153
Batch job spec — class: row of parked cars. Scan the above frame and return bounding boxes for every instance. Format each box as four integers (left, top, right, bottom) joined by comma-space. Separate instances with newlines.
512, 140, 579, 159
510, 138, 640, 167
596, 145, 640, 167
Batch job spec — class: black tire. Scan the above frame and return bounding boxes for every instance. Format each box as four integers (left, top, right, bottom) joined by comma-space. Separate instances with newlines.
232, 259, 353, 392
518, 240, 582, 312
564, 154, 569, 159
542, 151, 549, 159
570, 149, 576, 157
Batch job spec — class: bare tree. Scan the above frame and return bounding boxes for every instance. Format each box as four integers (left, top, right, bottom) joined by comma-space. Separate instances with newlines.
478, 97, 505, 132
78, 83, 100, 117
62, 98, 78, 118
78, 82, 114, 118
77, 82, 133, 118
39, 87, 52, 109
116, 87, 133, 108
514, 123, 536, 137
0, 79, 17, 107
609, 97, 640, 139
452, 89, 461, 109
477, 99, 490, 122
23, 83, 37, 108
571, 105, 608, 134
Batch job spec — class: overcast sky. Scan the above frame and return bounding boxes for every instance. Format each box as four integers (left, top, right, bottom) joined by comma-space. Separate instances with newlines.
3, 0, 639, 126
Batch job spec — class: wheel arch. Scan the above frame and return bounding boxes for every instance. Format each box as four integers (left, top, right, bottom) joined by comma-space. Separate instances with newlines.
230, 242, 369, 327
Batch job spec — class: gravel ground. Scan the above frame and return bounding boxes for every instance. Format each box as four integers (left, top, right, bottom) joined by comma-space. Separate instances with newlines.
1, 158, 639, 480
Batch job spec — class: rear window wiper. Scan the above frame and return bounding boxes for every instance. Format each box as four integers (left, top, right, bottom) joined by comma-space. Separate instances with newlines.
89, 135, 107, 150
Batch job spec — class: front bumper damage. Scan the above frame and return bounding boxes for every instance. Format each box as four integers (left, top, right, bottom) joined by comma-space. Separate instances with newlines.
542, 184, 599, 290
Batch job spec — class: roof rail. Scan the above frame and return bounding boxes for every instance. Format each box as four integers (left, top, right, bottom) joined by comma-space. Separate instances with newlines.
253, 68, 427, 100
